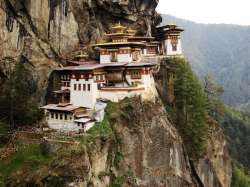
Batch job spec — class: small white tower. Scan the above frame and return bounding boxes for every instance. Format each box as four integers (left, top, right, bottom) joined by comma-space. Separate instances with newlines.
156, 24, 184, 57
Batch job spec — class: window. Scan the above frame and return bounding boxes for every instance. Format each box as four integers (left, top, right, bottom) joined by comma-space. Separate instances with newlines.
101, 75, 104, 81
51, 113, 54, 119
85, 74, 89, 81
88, 84, 91, 91
83, 84, 86, 91
131, 71, 141, 79
55, 113, 58, 119
132, 51, 139, 61
78, 84, 81, 91
74, 84, 77, 90
65, 114, 68, 120
172, 44, 177, 51
110, 52, 117, 62
60, 114, 63, 120
171, 36, 178, 52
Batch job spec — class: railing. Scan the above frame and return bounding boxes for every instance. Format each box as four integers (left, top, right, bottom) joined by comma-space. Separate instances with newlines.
100, 86, 145, 92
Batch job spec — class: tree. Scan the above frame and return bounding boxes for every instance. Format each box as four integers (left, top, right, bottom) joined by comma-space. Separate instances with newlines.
174, 59, 208, 159
0, 59, 43, 129
204, 74, 224, 119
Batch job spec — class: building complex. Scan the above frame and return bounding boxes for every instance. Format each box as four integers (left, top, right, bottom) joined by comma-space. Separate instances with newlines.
42, 23, 184, 132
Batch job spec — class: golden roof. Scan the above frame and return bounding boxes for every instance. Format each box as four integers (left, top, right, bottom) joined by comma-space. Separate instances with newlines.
127, 29, 137, 35
112, 22, 127, 31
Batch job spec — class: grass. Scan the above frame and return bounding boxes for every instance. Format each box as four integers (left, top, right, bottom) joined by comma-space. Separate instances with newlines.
0, 144, 51, 178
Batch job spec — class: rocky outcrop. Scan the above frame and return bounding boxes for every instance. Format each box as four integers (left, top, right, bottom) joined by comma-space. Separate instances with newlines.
109, 98, 195, 186
194, 118, 232, 187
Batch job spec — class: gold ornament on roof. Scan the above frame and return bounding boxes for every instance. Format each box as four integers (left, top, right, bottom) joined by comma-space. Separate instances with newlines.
112, 21, 127, 33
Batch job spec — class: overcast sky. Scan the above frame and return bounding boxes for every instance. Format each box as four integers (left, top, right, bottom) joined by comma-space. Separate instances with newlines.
156, 0, 250, 26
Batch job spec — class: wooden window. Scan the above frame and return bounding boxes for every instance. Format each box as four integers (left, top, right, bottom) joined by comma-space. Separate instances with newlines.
55, 113, 58, 119
74, 84, 77, 90
110, 52, 117, 62
101, 75, 105, 81
88, 84, 91, 91
85, 74, 89, 81
172, 44, 177, 51
60, 114, 63, 120
83, 84, 86, 91
51, 113, 54, 119
78, 84, 81, 91
64, 114, 68, 120
131, 71, 141, 79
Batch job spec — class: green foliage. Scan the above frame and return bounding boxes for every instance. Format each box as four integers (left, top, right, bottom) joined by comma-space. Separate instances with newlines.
0, 144, 51, 177
87, 116, 113, 138
109, 171, 136, 187
114, 151, 124, 168
173, 58, 208, 159
162, 15, 250, 112
221, 108, 250, 171
232, 165, 250, 187
204, 74, 225, 119
0, 62, 43, 128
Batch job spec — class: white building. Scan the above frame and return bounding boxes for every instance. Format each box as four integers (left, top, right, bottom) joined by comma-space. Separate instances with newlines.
42, 23, 184, 132
156, 24, 184, 57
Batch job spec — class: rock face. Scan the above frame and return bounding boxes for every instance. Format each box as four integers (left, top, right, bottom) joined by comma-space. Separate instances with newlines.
110, 98, 195, 187
194, 118, 232, 187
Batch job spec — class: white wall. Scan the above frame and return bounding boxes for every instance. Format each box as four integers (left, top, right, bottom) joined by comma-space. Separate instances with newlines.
117, 53, 132, 63
46, 112, 83, 132
100, 55, 111, 64
141, 74, 152, 88
125, 73, 152, 88
70, 78, 98, 109
99, 90, 142, 102
166, 38, 182, 56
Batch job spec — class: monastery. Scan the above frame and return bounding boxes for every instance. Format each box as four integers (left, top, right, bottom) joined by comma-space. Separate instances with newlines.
42, 23, 184, 132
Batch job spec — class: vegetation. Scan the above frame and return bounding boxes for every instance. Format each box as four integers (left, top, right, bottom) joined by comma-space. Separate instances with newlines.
232, 165, 250, 187
0, 60, 43, 129
0, 144, 51, 179
221, 107, 250, 171
162, 15, 250, 112
173, 58, 208, 159
109, 171, 136, 187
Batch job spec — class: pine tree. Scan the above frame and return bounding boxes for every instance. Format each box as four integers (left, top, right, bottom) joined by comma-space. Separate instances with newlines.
174, 59, 208, 159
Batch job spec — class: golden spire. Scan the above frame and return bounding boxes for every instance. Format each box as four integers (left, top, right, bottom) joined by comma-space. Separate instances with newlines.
112, 21, 127, 33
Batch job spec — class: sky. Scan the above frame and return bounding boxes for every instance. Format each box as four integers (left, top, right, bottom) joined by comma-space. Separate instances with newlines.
156, 0, 250, 26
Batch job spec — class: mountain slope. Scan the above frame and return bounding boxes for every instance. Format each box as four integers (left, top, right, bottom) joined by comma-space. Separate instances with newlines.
161, 14, 250, 111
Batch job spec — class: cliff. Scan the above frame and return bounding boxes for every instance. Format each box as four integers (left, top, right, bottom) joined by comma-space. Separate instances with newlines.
0, 1, 232, 186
